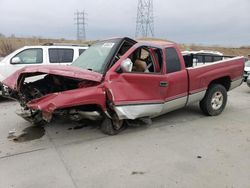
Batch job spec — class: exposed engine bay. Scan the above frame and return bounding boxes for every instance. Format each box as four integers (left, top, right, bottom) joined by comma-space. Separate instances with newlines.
8, 74, 102, 125
19, 74, 97, 105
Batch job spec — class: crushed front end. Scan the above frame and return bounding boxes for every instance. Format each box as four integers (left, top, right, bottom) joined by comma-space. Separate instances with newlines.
2, 65, 106, 125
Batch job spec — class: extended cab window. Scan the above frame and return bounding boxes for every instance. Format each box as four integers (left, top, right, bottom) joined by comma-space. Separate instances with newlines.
49, 48, 74, 63
12, 48, 43, 64
165, 48, 181, 73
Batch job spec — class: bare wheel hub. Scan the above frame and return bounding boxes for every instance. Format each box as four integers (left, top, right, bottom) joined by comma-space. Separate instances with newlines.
211, 91, 223, 110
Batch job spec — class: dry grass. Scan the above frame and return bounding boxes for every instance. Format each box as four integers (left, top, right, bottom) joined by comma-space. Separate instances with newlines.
0, 38, 15, 57
0, 36, 249, 57
139, 37, 250, 57
180, 44, 250, 57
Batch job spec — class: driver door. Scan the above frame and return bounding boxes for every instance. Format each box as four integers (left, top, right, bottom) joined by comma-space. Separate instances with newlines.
106, 45, 166, 119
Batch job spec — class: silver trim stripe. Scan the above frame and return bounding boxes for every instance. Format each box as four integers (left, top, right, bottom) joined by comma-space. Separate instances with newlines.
114, 96, 187, 120
114, 90, 207, 120
229, 78, 243, 91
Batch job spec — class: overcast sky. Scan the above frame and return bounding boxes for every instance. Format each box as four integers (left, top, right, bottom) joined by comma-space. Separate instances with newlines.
0, 0, 249, 46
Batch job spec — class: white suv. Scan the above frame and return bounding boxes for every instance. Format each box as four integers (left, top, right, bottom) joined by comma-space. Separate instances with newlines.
0, 44, 88, 95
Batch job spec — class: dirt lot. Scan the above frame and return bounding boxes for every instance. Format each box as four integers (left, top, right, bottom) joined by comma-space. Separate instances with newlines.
0, 84, 250, 188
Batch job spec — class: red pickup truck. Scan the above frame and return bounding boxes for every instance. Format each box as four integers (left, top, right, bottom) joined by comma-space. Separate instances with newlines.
2, 37, 244, 135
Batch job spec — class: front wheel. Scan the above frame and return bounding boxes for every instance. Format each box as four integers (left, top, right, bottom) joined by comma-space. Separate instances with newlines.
100, 114, 125, 135
199, 84, 227, 116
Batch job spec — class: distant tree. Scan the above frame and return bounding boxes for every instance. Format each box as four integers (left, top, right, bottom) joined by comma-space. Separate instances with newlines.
0, 33, 5, 38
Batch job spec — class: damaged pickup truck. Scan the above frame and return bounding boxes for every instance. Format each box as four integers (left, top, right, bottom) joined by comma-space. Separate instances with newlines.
2, 37, 244, 135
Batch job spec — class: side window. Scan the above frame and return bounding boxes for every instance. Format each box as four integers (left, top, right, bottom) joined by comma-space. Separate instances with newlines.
49, 48, 74, 63
12, 48, 43, 64
165, 48, 181, 73
79, 49, 86, 56
130, 47, 156, 73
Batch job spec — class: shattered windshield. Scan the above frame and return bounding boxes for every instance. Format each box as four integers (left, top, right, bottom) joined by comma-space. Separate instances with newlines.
72, 40, 118, 73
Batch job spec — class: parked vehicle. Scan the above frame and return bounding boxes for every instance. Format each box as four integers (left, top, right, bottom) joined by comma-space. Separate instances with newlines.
246, 75, 250, 87
2, 37, 244, 135
182, 50, 223, 65
243, 61, 250, 82
0, 44, 88, 95
182, 50, 235, 68
244, 57, 249, 63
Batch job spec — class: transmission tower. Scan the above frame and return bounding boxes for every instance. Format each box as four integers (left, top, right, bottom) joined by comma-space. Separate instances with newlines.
75, 10, 86, 40
135, 0, 154, 38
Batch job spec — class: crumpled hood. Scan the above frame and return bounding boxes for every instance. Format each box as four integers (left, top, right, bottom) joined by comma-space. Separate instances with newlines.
2, 65, 103, 90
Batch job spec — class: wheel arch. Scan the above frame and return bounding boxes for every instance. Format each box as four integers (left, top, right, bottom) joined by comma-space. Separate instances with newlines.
208, 76, 231, 91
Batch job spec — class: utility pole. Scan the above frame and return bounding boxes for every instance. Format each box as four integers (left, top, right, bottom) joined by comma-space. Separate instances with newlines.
75, 10, 86, 40
135, 0, 154, 38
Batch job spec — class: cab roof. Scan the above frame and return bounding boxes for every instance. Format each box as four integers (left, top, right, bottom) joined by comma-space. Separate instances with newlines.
100, 37, 175, 48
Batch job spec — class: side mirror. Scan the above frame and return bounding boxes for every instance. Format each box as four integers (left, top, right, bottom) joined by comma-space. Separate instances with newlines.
11, 57, 21, 64
120, 58, 133, 73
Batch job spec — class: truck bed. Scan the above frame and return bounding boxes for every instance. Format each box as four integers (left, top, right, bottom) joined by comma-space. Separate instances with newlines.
186, 56, 244, 96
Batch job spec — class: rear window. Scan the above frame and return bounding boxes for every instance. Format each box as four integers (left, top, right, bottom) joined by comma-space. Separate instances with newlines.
79, 49, 86, 56
49, 48, 74, 63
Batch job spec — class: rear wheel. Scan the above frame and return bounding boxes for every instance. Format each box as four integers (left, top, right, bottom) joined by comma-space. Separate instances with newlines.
101, 114, 125, 135
199, 84, 227, 116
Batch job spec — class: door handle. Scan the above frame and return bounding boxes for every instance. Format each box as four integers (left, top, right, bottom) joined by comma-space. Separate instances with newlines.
160, 81, 168, 87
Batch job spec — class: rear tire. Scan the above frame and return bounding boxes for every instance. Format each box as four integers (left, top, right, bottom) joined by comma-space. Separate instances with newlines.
199, 84, 227, 116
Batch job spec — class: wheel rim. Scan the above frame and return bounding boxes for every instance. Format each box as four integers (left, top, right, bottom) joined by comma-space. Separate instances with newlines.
211, 91, 223, 110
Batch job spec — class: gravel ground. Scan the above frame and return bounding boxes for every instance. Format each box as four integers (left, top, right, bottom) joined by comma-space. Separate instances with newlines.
0, 84, 250, 188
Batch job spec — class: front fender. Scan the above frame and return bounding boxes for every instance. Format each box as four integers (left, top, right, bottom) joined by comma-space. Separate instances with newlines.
27, 86, 106, 114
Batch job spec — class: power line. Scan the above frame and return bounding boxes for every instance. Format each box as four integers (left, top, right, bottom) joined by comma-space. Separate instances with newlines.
135, 0, 154, 38
74, 10, 86, 40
